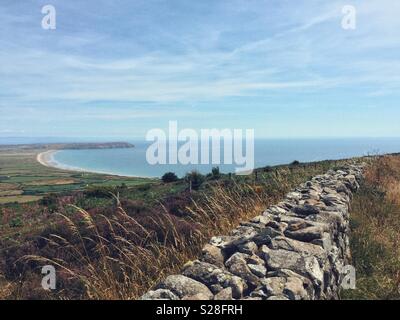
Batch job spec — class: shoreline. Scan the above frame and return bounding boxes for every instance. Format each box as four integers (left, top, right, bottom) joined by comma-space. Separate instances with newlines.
36, 150, 152, 179
36, 150, 60, 168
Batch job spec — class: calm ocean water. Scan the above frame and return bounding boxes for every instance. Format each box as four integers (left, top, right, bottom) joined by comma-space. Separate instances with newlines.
49, 138, 400, 178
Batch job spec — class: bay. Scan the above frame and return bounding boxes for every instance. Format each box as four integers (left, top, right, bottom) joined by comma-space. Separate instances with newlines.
50, 138, 400, 178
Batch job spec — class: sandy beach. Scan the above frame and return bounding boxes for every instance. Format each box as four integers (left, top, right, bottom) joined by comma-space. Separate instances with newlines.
35, 149, 141, 177
36, 150, 93, 173
36, 150, 60, 168
36, 150, 96, 173
36, 150, 86, 172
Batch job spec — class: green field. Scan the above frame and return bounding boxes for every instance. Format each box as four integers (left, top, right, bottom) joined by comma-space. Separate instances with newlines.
0, 148, 153, 204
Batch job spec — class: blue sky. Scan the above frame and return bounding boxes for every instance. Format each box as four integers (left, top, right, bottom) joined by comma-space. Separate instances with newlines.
1, 0, 400, 139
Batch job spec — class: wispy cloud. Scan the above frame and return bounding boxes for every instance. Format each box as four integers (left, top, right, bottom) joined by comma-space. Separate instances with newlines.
1, 0, 400, 137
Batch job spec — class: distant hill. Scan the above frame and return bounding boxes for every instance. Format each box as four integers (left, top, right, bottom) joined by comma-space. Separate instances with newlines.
0, 142, 135, 151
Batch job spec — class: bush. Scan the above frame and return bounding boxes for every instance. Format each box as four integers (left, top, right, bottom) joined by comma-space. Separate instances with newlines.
9, 217, 23, 228
84, 186, 114, 198
161, 172, 178, 183
137, 183, 151, 192
39, 193, 59, 212
185, 171, 205, 190
118, 183, 128, 190
262, 166, 272, 173
211, 167, 221, 179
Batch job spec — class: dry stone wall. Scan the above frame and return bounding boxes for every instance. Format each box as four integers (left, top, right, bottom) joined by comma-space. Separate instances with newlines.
141, 164, 364, 300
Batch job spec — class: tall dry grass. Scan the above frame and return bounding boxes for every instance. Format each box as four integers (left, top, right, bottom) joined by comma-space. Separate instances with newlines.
22, 182, 275, 299
5, 162, 349, 299
0, 274, 14, 300
343, 155, 400, 299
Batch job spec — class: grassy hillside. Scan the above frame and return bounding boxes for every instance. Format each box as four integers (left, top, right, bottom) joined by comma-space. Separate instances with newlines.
0, 157, 357, 299
342, 155, 400, 300
2, 151, 397, 300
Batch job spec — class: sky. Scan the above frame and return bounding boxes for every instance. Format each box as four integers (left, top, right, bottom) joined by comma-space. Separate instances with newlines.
1, 0, 400, 139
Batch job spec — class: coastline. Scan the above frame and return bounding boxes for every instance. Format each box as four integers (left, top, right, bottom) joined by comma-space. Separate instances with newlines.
36, 150, 60, 168
35, 150, 152, 179
36, 149, 90, 173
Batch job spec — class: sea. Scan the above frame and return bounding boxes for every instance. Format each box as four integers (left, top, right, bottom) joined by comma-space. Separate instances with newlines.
36, 138, 400, 178
1, 137, 400, 178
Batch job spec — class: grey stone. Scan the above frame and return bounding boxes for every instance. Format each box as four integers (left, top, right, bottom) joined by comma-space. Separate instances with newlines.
225, 252, 249, 268
201, 244, 225, 267
261, 277, 286, 296
266, 220, 286, 231
182, 260, 246, 295
210, 284, 223, 293
311, 232, 333, 250
284, 277, 310, 300
285, 225, 325, 242
230, 276, 245, 299
250, 288, 269, 299
247, 254, 265, 266
240, 221, 266, 231
237, 241, 258, 255
253, 227, 282, 245
261, 246, 303, 271
267, 269, 312, 285
261, 246, 323, 286
293, 204, 320, 216
267, 295, 290, 300
303, 256, 324, 285
214, 287, 233, 300
250, 215, 270, 225
269, 236, 327, 263
182, 293, 212, 300
210, 227, 258, 250
305, 190, 321, 200
225, 253, 261, 286
157, 275, 213, 299
231, 226, 258, 238
248, 264, 267, 277
322, 194, 345, 206
269, 206, 288, 215
280, 216, 311, 229
344, 174, 358, 191
286, 192, 302, 201
140, 289, 179, 300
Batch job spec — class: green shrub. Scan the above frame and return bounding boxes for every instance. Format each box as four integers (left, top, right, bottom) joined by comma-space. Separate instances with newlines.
211, 167, 221, 179
84, 186, 114, 198
161, 172, 179, 183
185, 171, 205, 190
137, 183, 152, 192
39, 193, 58, 212
9, 217, 23, 228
